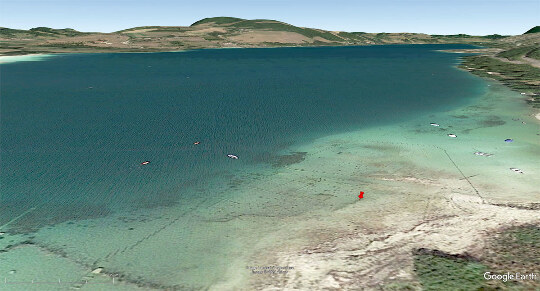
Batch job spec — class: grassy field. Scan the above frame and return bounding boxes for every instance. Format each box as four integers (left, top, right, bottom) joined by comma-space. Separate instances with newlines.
412, 225, 540, 290
497, 46, 540, 61
413, 249, 487, 291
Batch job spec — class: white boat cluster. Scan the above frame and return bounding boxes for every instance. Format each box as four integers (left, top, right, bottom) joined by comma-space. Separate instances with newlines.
429, 123, 524, 174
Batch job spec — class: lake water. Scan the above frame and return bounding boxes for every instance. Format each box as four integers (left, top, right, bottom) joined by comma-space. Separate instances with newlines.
0, 45, 489, 289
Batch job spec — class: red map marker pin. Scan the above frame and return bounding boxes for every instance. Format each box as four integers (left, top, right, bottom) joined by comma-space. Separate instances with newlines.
358, 191, 364, 200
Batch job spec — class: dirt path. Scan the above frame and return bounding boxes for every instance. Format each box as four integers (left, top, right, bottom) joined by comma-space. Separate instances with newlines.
522, 56, 540, 68
493, 56, 540, 69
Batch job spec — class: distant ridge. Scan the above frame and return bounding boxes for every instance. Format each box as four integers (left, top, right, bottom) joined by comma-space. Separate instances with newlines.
0, 27, 86, 37
524, 26, 540, 34
2, 16, 538, 56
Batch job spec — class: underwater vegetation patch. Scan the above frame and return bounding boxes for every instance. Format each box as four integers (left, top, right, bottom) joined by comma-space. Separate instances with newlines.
272, 152, 307, 167
479, 115, 506, 127
3, 203, 111, 235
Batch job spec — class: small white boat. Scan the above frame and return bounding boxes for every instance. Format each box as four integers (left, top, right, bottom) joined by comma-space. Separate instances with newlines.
430, 123, 440, 127
227, 154, 239, 159
510, 168, 523, 174
448, 134, 457, 138
474, 152, 493, 157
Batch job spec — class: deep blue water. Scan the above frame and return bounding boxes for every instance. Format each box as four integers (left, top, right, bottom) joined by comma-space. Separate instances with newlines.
0, 45, 484, 233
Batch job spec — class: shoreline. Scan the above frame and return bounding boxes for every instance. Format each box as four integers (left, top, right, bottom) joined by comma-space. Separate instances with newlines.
0, 42, 480, 57
238, 81, 540, 290
0, 53, 54, 64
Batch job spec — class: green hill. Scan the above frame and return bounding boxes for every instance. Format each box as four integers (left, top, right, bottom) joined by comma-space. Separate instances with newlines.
191, 18, 345, 42
0, 27, 85, 38
28, 27, 86, 36
0, 27, 28, 37
115, 26, 176, 33
224, 19, 344, 42
524, 26, 540, 34
191, 17, 245, 26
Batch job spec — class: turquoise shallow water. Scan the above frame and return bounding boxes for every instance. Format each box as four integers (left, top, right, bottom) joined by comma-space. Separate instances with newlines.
0, 45, 484, 233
